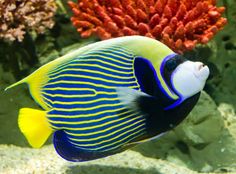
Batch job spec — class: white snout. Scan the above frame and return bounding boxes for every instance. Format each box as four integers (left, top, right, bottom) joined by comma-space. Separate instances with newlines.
194, 62, 210, 81
171, 61, 210, 100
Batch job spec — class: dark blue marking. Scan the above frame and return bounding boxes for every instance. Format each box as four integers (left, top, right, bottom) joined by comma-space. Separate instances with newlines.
159, 54, 178, 100
134, 57, 160, 96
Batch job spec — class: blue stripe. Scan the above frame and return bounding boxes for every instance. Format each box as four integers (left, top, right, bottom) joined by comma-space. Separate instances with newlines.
48, 71, 135, 83
42, 93, 118, 103
43, 83, 115, 92
80, 54, 132, 66
49, 69, 134, 79
99, 48, 134, 58
42, 89, 95, 95
60, 66, 133, 77
96, 129, 146, 151
48, 108, 130, 121
49, 109, 131, 125
67, 120, 146, 144
48, 46, 134, 76
62, 113, 144, 136
50, 110, 138, 130
52, 99, 120, 110
48, 76, 137, 87
69, 60, 132, 72
68, 120, 146, 151
49, 104, 123, 117
49, 53, 133, 75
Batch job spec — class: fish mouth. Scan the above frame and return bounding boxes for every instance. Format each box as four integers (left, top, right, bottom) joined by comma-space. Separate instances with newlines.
194, 63, 210, 81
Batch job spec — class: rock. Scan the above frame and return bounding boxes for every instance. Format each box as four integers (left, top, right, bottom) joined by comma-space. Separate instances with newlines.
174, 91, 224, 146
0, 144, 204, 174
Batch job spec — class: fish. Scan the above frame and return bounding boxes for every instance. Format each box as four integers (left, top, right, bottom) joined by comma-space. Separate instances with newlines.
5, 36, 210, 162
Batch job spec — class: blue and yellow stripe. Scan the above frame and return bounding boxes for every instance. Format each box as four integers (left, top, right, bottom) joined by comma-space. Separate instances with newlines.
42, 46, 147, 152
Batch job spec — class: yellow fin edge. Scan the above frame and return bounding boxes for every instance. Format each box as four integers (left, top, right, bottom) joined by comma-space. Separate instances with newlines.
18, 108, 53, 148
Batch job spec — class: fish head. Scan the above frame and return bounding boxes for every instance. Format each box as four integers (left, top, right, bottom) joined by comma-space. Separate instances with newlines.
162, 55, 210, 100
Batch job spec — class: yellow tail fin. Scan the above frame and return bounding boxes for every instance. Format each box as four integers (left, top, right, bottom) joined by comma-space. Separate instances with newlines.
18, 108, 53, 148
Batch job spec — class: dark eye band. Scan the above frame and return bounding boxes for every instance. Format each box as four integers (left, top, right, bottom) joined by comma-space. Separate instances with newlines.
165, 59, 178, 71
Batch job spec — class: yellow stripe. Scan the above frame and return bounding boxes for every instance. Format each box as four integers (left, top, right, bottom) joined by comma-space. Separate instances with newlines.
68, 120, 145, 145
43, 96, 117, 105
70, 127, 146, 151
48, 74, 136, 85
48, 107, 127, 119
44, 81, 113, 90
80, 48, 134, 61
62, 110, 133, 127
43, 87, 95, 92
50, 47, 134, 74
81, 53, 132, 66
43, 90, 118, 97
41, 91, 122, 99
48, 102, 122, 114
50, 103, 122, 112
43, 81, 139, 99
98, 48, 134, 61
45, 80, 129, 90
50, 112, 141, 131
76, 59, 132, 70
42, 96, 54, 105
157, 69, 179, 100
48, 68, 135, 80
50, 63, 134, 76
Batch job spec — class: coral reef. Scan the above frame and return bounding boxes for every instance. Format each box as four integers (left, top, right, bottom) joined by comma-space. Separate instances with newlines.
0, 0, 57, 42
68, 0, 227, 53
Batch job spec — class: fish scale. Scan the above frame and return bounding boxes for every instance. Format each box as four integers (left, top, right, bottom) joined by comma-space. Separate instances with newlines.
42, 46, 147, 152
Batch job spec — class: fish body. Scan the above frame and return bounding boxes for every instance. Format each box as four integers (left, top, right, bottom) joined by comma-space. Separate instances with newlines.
6, 36, 209, 162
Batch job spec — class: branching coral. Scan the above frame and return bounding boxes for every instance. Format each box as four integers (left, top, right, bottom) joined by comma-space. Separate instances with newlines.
0, 0, 57, 42
68, 0, 227, 53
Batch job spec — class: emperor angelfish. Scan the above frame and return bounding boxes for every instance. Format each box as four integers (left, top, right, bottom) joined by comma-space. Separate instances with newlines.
6, 36, 210, 162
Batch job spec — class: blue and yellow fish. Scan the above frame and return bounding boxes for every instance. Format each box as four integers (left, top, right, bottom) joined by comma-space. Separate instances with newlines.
6, 36, 209, 162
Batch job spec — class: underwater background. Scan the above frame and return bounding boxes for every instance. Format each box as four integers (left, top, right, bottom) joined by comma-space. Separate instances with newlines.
0, 0, 236, 173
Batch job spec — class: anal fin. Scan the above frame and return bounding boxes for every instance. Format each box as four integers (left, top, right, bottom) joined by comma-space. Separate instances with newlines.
53, 130, 118, 162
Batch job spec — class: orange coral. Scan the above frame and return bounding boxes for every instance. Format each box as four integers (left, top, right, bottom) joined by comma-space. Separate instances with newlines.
68, 0, 227, 53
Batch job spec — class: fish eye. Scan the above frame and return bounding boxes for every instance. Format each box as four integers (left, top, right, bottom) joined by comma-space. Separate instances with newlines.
165, 58, 178, 71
